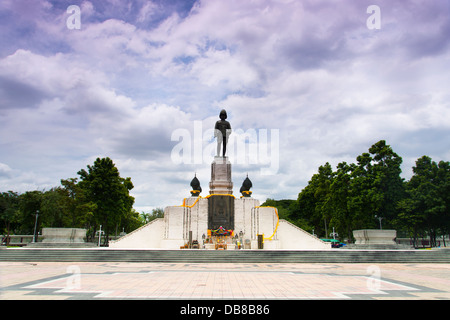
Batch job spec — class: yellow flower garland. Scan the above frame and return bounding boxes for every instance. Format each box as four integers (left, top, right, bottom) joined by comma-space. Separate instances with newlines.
179, 193, 236, 208
254, 206, 279, 241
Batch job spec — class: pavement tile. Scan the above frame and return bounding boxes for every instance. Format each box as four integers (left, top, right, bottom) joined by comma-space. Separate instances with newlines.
1, 262, 449, 300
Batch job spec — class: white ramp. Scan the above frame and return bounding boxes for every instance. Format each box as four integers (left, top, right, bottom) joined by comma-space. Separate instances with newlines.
276, 219, 331, 250
109, 218, 164, 248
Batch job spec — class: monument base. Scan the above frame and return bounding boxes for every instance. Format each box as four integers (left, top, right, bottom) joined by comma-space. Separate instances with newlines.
110, 202, 331, 250
27, 228, 96, 248
349, 229, 413, 250
42, 228, 87, 243
353, 229, 397, 245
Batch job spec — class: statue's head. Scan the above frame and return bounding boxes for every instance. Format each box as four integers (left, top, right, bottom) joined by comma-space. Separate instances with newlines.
219, 109, 227, 120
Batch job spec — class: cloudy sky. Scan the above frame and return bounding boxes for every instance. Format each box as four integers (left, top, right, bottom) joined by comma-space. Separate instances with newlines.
1, 0, 449, 212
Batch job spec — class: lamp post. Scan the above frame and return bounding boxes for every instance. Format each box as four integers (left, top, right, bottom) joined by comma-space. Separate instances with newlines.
32, 210, 39, 243
375, 215, 384, 230
96, 225, 105, 247
330, 227, 338, 240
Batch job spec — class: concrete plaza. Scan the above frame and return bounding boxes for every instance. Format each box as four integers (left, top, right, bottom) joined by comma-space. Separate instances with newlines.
1, 261, 450, 300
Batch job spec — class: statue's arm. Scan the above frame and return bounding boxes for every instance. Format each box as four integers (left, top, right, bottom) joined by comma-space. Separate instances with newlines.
226, 123, 232, 137
214, 121, 220, 137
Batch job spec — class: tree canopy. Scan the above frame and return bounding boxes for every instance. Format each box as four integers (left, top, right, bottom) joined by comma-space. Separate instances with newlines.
1, 157, 144, 244
77, 157, 135, 240
266, 140, 449, 246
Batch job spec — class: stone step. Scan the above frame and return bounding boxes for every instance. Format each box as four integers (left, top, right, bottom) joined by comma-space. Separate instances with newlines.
1, 248, 449, 263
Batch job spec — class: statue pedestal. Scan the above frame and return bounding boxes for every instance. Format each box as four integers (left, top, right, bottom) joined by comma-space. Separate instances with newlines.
209, 156, 233, 195
208, 157, 234, 231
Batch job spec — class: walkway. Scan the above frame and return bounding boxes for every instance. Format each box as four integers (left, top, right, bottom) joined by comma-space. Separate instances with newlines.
1, 262, 449, 301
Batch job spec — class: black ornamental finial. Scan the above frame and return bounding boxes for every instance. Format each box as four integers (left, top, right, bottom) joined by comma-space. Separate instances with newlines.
240, 175, 253, 197
190, 174, 202, 196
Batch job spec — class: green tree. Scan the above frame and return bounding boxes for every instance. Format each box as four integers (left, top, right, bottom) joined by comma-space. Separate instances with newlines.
60, 178, 96, 229
435, 160, 450, 245
77, 157, 135, 242
139, 208, 165, 225
397, 156, 450, 247
261, 199, 297, 226
40, 187, 69, 228
368, 140, 405, 226
294, 162, 334, 237
348, 152, 375, 229
350, 140, 404, 229
293, 141, 404, 241
328, 162, 354, 241
17, 191, 43, 234
396, 186, 425, 247
0, 191, 20, 245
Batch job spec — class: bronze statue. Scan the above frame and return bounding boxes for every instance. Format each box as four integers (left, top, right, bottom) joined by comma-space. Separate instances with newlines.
215, 109, 231, 157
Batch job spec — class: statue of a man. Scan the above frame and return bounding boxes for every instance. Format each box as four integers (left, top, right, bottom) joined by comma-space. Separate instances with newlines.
215, 109, 231, 157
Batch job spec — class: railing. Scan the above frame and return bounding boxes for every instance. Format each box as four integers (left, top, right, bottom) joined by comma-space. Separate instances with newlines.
1, 235, 43, 246
396, 237, 448, 248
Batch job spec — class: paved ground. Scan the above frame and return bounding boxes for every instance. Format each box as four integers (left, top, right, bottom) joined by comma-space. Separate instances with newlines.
1, 262, 450, 301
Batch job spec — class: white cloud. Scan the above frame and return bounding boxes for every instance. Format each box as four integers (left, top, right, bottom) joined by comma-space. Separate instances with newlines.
0, 0, 449, 211
137, 1, 159, 23
0, 163, 13, 178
